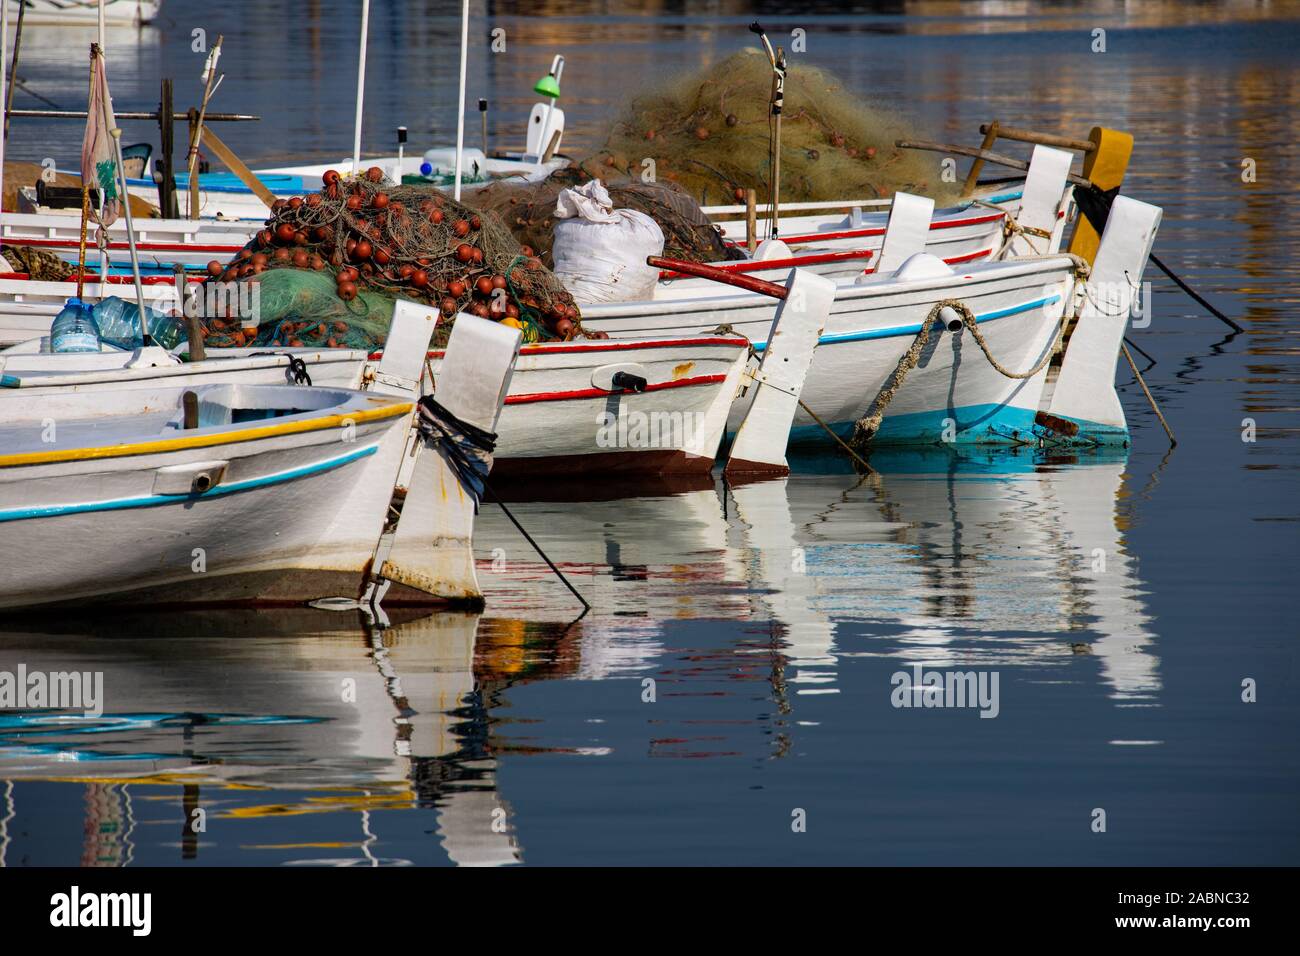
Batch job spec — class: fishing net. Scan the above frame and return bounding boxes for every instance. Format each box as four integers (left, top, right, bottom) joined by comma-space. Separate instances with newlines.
581, 49, 962, 208
197, 168, 587, 349
2, 244, 76, 280
198, 268, 402, 349
466, 168, 736, 268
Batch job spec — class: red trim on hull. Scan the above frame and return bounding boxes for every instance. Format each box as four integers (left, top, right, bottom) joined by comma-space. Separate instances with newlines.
0, 271, 203, 285
490, 447, 714, 479
724, 211, 1005, 247
504, 372, 728, 405
658, 248, 873, 280
414, 336, 747, 361
4, 237, 243, 254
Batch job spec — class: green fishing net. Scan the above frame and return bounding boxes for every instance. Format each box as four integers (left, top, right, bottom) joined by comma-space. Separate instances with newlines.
198, 268, 402, 350
581, 49, 962, 208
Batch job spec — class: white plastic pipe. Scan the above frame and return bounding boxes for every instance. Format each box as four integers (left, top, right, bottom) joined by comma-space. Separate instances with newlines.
351, 0, 370, 175
453, 0, 469, 200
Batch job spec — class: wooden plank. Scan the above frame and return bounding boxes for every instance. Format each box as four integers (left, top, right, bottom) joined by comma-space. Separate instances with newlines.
897, 140, 1092, 188
978, 123, 1096, 154
1067, 126, 1133, 265
961, 120, 1000, 197
199, 126, 278, 210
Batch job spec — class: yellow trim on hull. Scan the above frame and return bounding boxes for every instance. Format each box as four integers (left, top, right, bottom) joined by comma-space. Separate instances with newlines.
0, 399, 414, 469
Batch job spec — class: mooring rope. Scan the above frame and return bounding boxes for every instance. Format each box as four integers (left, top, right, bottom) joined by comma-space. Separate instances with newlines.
850, 297, 1068, 449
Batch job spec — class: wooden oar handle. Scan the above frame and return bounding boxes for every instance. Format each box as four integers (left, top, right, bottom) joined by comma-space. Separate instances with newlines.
646, 256, 788, 300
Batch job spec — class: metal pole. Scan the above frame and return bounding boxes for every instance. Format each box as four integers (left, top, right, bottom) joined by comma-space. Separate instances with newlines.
453, 0, 469, 200
187, 36, 223, 220
3, 0, 25, 139
111, 126, 148, 329
351, 0, 370, 175
0, 0, 8, 213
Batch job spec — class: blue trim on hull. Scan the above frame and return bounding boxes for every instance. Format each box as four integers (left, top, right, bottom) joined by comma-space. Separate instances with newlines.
787, 403, 1130, 448
0, 445, 376, 523
751, 294, 1060, 352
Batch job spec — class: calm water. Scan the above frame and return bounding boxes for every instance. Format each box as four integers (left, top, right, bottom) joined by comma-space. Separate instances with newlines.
1, 2, 1298, 865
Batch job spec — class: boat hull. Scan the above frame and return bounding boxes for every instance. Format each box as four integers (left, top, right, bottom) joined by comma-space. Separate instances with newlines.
580, 256, 1116, 446
0, 388, 417, 610
429, 336, 750, 477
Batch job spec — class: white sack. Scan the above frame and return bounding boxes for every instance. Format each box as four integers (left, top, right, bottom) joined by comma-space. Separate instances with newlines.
551, 180, 664, 304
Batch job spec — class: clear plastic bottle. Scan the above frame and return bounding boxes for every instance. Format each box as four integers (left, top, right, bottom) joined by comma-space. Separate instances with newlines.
93, 296, 186, 351
50, 297, 102, 353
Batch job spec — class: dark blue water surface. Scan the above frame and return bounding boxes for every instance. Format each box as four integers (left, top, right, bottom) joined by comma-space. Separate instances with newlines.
0, 1, 1297, 865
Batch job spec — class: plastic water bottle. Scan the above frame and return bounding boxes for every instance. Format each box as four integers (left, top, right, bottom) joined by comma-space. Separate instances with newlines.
50, 297, 102, 353
93, 296, 186, 351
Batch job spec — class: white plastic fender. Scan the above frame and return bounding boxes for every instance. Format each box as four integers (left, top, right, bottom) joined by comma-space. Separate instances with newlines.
1046, 195, 1162, 434
874, 192, 935, 274
725, 268, 836, 478
753, 238, 792, 261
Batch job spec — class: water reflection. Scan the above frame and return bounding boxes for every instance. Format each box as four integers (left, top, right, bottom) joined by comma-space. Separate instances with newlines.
0, 446, 1163, 864
480, 450, 1159, 703
0, 609, 525, 866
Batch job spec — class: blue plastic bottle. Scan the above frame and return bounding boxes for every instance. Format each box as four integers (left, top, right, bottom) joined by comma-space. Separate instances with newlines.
92, 296, 186, 351
50, 297, 102, 353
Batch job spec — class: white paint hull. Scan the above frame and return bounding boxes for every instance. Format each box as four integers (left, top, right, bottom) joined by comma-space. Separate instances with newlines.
0, 385, 417, 610
2, 183, 1011, 276
431, 336, 751, 477
0, 346, 369, 421
585, 256, 1090, 446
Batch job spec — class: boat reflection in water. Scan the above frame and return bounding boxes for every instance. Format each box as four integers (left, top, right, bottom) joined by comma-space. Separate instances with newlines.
0, 447, 1157, 865
477, 446, 1158, 706
0, 608, 552, 866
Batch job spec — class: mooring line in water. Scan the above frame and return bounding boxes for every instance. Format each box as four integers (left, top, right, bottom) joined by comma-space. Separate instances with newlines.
482, 479, 592, 612
1147, 253, 1244, 334
1122, 343, 1177, 447
795, 398, 877, 474
1123, 335, 1157, 368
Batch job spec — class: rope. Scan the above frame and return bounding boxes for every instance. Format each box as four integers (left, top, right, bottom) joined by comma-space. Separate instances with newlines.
414, 396, 497, 510
247, 351, 313, 386
850, 297, 1065, 449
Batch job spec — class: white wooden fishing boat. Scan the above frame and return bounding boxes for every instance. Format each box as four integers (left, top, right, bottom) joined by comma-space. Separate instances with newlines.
0, 344, 372, 420
581, 194, 1162, 448
1, 0, 158, 25
426, 266, 832, 478
0, 383, 418, 609
0, 307, 521, 610
0, 145, 1066, 278
0, 273, 193, 345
